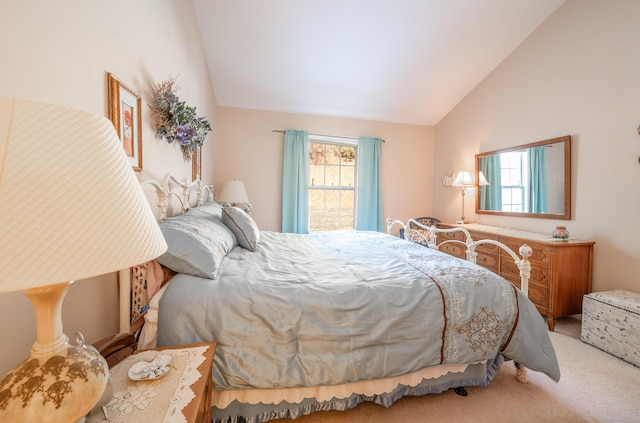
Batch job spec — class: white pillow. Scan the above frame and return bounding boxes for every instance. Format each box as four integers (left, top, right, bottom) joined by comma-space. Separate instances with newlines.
222, 207, 260, 252
190, 200, 223, 220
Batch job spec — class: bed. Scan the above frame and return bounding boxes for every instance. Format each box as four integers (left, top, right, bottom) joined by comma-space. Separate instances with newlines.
120, 174, 560, 423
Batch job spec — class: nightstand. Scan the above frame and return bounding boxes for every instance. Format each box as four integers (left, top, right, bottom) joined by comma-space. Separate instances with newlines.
87, 342, 216, 423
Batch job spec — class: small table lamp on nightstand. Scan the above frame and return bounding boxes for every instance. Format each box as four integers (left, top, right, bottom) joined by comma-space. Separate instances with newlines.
0, 97, 167, 422
218, 179, 251, 213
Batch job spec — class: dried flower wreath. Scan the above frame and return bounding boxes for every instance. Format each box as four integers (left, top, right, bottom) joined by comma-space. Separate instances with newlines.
151, 76, 211, 160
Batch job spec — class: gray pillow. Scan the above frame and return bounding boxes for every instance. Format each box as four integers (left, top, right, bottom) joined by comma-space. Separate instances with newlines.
222, 207, 260, 252
156, 211, 237, 278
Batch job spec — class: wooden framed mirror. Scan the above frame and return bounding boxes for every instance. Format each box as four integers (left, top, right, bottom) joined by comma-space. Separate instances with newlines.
475, 135, 571, 220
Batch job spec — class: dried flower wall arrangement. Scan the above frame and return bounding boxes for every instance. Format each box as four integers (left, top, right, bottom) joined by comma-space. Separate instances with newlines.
151, 76, 212, 160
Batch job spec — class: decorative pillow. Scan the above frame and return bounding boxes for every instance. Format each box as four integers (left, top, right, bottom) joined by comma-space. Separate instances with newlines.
130, 262, 151, 321
156, 211, 237, 279
130, 260, 167, 321
405, 228, 433, 247
191, 200, 223, 220
222, 206, 260, 252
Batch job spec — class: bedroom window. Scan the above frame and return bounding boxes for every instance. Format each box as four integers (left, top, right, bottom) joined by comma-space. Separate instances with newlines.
500, 151, 527, 212
309, 137, 357, 231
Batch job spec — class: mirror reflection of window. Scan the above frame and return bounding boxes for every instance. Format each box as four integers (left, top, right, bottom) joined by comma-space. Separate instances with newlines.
483, 149, 548, 213
500, 151, 526, 213
476, 135, 569, 219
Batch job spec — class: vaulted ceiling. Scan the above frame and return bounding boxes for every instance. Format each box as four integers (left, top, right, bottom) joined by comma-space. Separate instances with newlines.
193, 0, 565, 125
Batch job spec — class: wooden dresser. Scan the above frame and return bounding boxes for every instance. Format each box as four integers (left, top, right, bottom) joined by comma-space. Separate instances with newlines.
437, 223, 594, 331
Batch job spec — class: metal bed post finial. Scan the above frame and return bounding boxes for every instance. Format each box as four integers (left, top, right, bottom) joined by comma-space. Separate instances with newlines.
141, 179, 168, 220
194, 179, 203, 206
517, 244, 533, 298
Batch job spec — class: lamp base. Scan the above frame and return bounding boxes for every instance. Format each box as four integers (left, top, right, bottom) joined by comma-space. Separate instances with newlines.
0, 282, 109, 423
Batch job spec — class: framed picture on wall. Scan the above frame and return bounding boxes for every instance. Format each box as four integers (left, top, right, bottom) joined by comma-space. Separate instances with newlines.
192, 146, 202, 181
107, 72, 142, 171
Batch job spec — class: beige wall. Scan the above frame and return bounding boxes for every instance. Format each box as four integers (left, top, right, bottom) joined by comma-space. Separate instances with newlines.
0, 0, 217, 376
434, 0, 640, 293
214, 107, 435, 232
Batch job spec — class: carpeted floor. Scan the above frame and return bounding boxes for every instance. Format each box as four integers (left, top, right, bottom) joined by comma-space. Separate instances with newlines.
271, 316, 640, 423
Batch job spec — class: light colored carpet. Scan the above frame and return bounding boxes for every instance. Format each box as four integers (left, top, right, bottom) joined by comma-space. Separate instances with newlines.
271, 317, 640, 422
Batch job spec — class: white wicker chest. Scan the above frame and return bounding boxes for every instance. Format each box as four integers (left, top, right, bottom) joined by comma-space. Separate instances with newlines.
581, 290, 640, 367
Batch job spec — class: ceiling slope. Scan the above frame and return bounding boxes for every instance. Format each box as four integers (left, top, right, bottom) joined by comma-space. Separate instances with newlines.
193, 0, 565, 125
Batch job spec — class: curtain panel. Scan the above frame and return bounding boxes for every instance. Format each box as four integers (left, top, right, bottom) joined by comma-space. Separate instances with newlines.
480, 155, 502, 211
355, 137, 383, 232
282, 130, 310, 234
528, 146, 547, 213
282, 132, 383, 233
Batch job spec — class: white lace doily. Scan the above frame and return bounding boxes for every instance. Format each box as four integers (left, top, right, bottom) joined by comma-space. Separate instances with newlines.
86, 345, 210, 423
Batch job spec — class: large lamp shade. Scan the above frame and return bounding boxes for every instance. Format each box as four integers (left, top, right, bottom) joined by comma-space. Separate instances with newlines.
0, 97, 167, 290
0, 97, 167, 422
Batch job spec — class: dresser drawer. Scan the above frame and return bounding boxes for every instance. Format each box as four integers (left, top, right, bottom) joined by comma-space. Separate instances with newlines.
502, 273, 549, 314
501, 260, 550, 288
527, 283, 550, 314
436, 227, 467, 258
501, 239, 551, 265
438, 230, 465, 242
475, 251, 499, 272
438, 241, 466, 258
467, 230, 500, 254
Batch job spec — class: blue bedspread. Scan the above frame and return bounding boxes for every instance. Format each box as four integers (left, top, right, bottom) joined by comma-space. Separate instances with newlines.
158, 230, 559, 389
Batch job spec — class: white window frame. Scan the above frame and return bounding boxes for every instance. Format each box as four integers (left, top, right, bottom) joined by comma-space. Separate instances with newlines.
500, 151, 527, 213
308, 135, 358, 231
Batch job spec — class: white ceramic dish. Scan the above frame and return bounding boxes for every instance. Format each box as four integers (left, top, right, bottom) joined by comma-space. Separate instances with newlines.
127, 354, 172, 381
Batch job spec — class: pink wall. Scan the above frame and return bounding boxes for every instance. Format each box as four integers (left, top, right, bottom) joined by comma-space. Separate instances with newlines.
214, 107, 435, 232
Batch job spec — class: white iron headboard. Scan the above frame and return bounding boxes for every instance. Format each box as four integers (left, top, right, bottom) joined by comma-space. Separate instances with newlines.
117, 173, 213, 333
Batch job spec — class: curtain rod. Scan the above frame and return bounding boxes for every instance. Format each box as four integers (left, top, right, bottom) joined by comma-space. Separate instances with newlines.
271, 130, 385, 143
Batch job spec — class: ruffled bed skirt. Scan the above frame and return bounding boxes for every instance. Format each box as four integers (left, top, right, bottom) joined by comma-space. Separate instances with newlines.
212, 355, 504, 423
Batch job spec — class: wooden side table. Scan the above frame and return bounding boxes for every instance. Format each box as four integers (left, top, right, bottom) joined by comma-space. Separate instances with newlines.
87, 342, 216, 423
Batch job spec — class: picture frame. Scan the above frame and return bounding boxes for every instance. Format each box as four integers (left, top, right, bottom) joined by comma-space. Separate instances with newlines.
107, 72, 142, 171
192, 146, 202, 181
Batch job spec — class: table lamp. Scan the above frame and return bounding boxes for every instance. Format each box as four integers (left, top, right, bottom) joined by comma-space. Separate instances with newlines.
218, 179, 250, 205
478, 171, 489, 187
452, 170, 474, 224
0, 97, 167, 422
218, 179, 251, 213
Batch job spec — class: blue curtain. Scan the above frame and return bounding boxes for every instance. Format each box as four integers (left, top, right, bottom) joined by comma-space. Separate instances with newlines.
282, 130, 309, 233
480, 155, 502, 210
355, 137, 383, 232
528, 146, 547, 213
